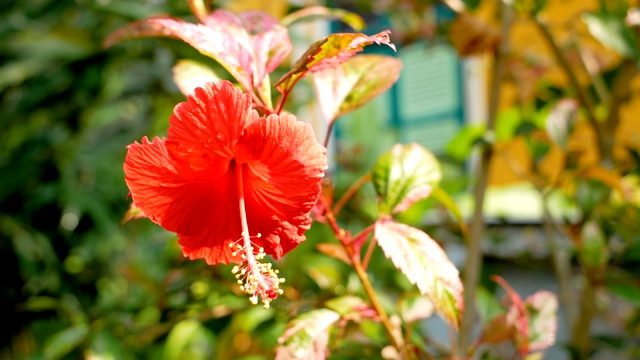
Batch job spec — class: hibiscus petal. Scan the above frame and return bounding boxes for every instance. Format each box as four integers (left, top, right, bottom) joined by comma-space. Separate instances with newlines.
124, 137, 219, 236
234, 114, 327, 257
126, 137, 252, 265
167, 81, 258, 177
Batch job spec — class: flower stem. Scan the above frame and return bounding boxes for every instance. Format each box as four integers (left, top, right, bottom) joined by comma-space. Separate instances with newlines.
236, 163, 254, 264
323, 120, 335, 149
352, 251, 405, 352
324, 207, 405, 354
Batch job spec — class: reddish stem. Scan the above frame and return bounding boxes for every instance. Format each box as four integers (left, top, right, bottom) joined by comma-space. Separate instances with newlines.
332, 173, 372, 217
275, 89, 291, 115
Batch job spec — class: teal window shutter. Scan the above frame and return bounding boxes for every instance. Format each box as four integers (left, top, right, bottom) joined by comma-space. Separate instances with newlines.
396, 42, 465, 153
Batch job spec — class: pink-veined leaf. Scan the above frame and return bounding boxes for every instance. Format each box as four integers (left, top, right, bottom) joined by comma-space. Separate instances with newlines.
276, 309, 340, 360
313, 54, 402, 123
493, 276, 530, 355
103, 16, 177, 49
372, 143, 442, 215
481, 278, 558, 355
172, 59, 223, 96
374, 220, 463, 329
104, 9, 291, 105
525, 290, 558, 352
282, 6, 365, 31
275, 30, 396, 94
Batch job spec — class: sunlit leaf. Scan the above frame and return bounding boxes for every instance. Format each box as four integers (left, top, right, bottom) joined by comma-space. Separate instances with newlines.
276, 30, 396, 94
43, 324, 90, 360
583, 12, 639, 60
313, 54, 401, 123
374, 220, 463, 328
545, 99, 577, 150
173, 59, 223, 96
372, 143, 442, 215
104, 10, 291, 102
282, 6, 365, 30
276, 309, 340, 360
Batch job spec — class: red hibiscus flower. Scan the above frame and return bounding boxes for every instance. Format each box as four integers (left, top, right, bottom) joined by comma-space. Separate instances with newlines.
124, 81, 327, 306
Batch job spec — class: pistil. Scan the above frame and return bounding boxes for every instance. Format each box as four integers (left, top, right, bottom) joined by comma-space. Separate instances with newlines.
232, 163, 284, 308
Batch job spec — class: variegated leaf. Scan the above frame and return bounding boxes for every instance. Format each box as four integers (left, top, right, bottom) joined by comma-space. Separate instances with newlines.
276, 30, 396, 94
314, 54, 402, 123
374, 220, 463, 328
372, 143, 442, 215
276, 309, 340, 360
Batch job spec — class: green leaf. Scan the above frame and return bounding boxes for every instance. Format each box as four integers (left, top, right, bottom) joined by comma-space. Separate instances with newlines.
282, 6, 365, 30
86, 330, 128, 360
583, 12, 640, 60
163, 319, 215, 360
495, 107, 522, 141
578, 221, 609, 268
476, 286, 505, 324
607, 281, 640, 307
445, 124, 486, 161
372, 143, 442, 215
324, 295, 368, 316
313, 54, 402, 123
431, 186, 468, 237
374, 220, 463, 328
21, 296, 58, 312
172, 59, 223, 96
275, 309, 340, 360
276, 30, 396, 94
43, 324, 89, 360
